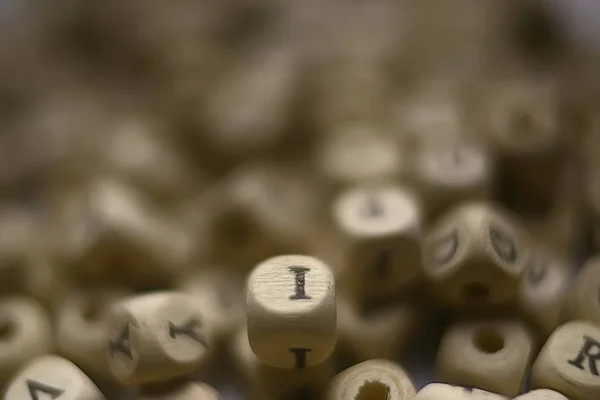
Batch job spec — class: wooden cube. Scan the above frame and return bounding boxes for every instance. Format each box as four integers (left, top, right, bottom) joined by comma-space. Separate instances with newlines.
230, 325, 334, 400
415, 383, 508, 400
0, 297, 52, 384
422, 202, 530, 309
60, 178, 195, 288
564, 256, 600, 326
482, 74, 564, 215
513, 389, 569, 400
532, 320, 600, 399
246, 254, 336, 369
436, 319, 535, 397
336, 295, 421, 363
136, 381, 220, 400
410, 137, 493, 221
56, 288, 126, 381
518, 251, 574, 338
106, 291, 217, 386
327, 359, 416, 400
5, 355, 105, 400
332, 183, 423, 302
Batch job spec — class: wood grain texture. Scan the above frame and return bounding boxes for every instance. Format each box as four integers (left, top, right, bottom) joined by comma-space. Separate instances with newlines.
327, 359, 416, 400
436, 319, 535, 397
4, 355, 106, 400
414, 383, 507, 400
513, 389, 569, 400
136, 381, 220, 400
246, 254, 336, 369
532, 320, 600, 400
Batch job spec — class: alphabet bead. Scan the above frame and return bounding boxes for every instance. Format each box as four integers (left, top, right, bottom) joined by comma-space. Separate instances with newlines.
246, 254, 336, 369
327, 359, 416, 400
564, 256, 600, 326
56, 288, 126, 380
136, 381, 220, 400
231, 325, 334, 400
518, 251, 574, 338
332, 183, 423, 302
0, 297, 52, 384
61, 178, 194, 288
336, 295, 421, 363
5, 355, 106, 400
532, 320, 600, 400
422, 202, 530, 309
106, 291, 216, 386
513, 389, 569, 400
410, 137, 493, 222
414, 383, 507, 400
436, 319, 535, 397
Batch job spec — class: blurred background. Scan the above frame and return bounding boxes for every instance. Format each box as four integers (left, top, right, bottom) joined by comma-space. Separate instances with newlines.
0, 0, 600, 399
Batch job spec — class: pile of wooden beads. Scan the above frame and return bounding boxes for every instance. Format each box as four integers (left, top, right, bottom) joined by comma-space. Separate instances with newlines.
0, 0, 599, 399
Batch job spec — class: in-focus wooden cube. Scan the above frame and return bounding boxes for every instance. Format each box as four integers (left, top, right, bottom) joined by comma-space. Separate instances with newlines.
564, 256, 600, 326
513, 389, 569, 400
532, 320, 600, 399
332, 183, 423, 302
0, 297, 52, 384
422, 202, 530, 309
60, 178, 195, 289
230, 325, 334, 400
436, 319, 535, 397
336, 295, 421, 364
136, 380, 220, 400
410, 137, 493, 222
415, 383, 508, 400
518, 250, 574, 338
327, 359, 416, 400
5, 355, 105, 400
246, 254, 336, 369
56, 288, 126, 381
106, 291, 217, 386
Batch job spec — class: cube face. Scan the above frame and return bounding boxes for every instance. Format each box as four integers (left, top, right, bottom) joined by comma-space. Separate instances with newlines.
4, 355, 105, 400
328, 359, 416, 400
107, 292, 213, 385
246, 255, 336, 369
436, 319, 534, 397
422, 203, 529, 308
333, 184, 423, 299
532, 321, 600, 399
415, 383, 508, 400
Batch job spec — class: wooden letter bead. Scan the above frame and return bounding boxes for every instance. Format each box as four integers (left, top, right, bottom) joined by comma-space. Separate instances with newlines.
0, 297, 52, 384
564, 256, 600, 326
518, 251, 574, 338
56, 288, 126, 381
421, 202, 530, 309
327, 359, 416, 400
532, 320, 600, 399
332, 183, 423, 302
106, 291, 216, 386
436, 319, 535, 397
410, 137, 493, 222
513, 389, 569, 400
5, 355, 106, 400
231, 325, 334, 400
414, 383, 508, 400
336, 295, 421, 363
246, 254, 336, 369
136, 381, 220, 400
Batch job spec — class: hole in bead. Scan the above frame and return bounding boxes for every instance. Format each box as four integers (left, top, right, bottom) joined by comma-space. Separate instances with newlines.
356, 380, 391, 400
0, 319, 15, 340
474, 327, 505, 354
462, 282, 490, 303
512, 109, 534, 136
